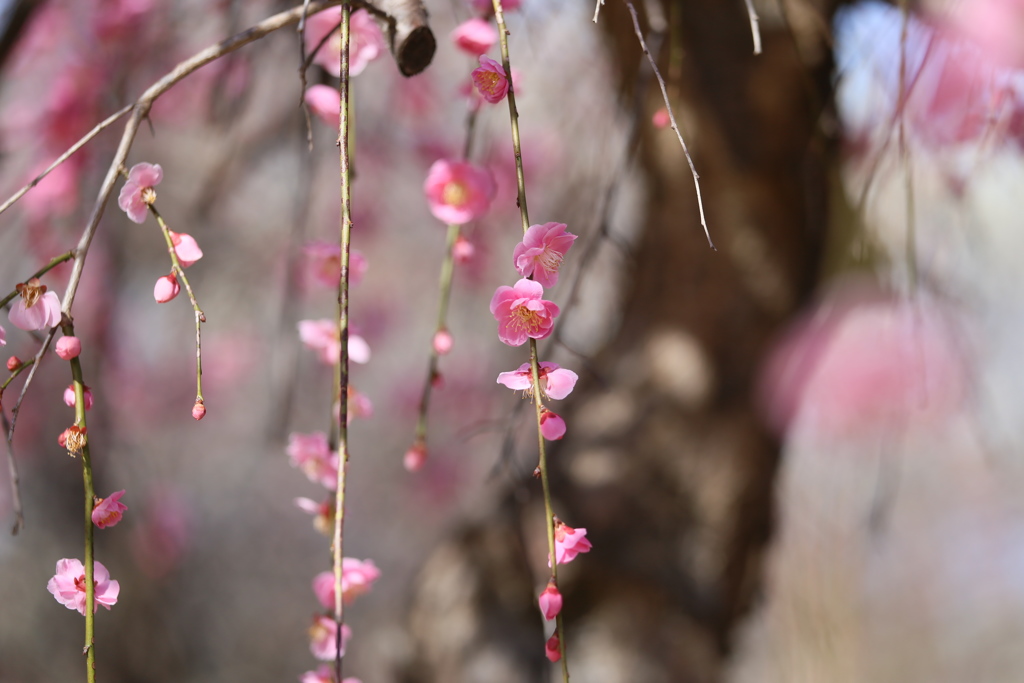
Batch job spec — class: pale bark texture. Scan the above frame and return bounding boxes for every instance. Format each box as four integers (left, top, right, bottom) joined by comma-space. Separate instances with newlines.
400, 1, 838, 680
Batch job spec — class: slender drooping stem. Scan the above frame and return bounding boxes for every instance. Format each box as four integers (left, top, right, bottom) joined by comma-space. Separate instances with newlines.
332, 3, 353, 681
897, 0, 917, 293
492, 2, 568, 677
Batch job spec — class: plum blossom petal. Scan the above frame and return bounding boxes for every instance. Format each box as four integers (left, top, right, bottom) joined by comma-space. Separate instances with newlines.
312, 558, 381, 608
424, 159, 496, 225
303, 242, 367, 288
305, 8, 385, 77
298, 319, 370, 366
153, 273, 180, 303
496, 361, 578, 399
553, 521, 591, 565
304, 85, 341, 129
309, 615, 351, 660
169, 231, 203, 268
451, 18, 497, 56
9, 280, 61, 331
472, 55, 509, 104
287, 431, 339, 490
512, 222, 576, 288
489, 278, 560, 346
63, 384, 94, 410
300, 665, 363, 683
47, 558, 120, 614
92, 490, 127, 529
117, 162, 162, 223
540, 410, 566, 440
0, 325, 5, 346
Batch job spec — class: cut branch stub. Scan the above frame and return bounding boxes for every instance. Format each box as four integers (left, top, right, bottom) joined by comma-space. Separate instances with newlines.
371, 0, 435, 76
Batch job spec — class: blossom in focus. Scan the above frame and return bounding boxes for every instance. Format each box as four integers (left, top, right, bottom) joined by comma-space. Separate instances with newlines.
545, 633, 561, 662
497, 362, 578, 400
298, 319, 371, 366
451, 18, 496, 56
553, 520, 591, 565
472, 55, 509, 104
300, 664, 363, 683
9, 279, 61, 331
117, 162, 162, 223
538, 580, 562, 620
303, 241, 367, 288
309, 615, 352, 661
287, 431, 339, 490
55, 335, 81, 359
154, 273, 180, 303
513, 222, 576, 287
539, 409, 566, 440
63, 384, 94, 411
92, 490, 127, 529
46, 558, 120, 614
312, 558, 381, 608
424, 159, 496, 225
169, 231, 203, 268
304, 85, 340, 129
489, 278, 560, 346
305, 8, 385, 77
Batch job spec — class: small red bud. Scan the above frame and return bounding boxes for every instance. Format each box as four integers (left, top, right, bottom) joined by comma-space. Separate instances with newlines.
7, 357, 22, 371
192, 400, 206, 421
404, 442, 427, 472
545, 634, 561, 662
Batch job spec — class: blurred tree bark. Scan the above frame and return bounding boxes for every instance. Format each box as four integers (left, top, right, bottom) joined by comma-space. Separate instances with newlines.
400, 1, 837, 681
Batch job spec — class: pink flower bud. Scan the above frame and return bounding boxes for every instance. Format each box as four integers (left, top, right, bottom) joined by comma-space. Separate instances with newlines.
192, 400, 206, 421
7, 356, 21, 371
55, 336, 82, 360
453, 235, 475, 264
91, 490, 127, 529
538, 580, 562, 620
652, 107, 671, 129
540, 409, 566, 440
64, 384, 94, 410
404, 442, 427, 472
154, 273, 180, 303
545, 634, 561, 662
432, 329, 454, 355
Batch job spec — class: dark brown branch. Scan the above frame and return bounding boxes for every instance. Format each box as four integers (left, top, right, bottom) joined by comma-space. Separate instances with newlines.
370, 0, 435, 76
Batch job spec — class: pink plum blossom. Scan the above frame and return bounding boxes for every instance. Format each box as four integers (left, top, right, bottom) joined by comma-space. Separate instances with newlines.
489, 278, 560, 346
472, 55, 509, 104
169, 231, 203, 268
295, 496, 334, 536
117, 162, 162, 223
55, 335, 81, 360
553, 521, 591, 565
9, 279, 61, 331
154, 273, 180, 303
300, 665, 362, 683
652, 107, 671, 129
538, 580, 562, 620
46, 558, 120, 614
424, 159, 496, 225
312, 558, 381, 607
304, 85, 341, 129
451, 18, 497, 56
298, 319, 371, 366
92, 490, 127, 529
497, 361, 578, 400
404, 442, 427, 472
309, 615, 351, 661
545, 634, 561, 662
432, 329, 454, 355
303, 241, 367, 288
453, 235, 475, 264
513, 222, 576, 287
305, 8, 385, 77
63, 384, 94, 411
287, 431, 339, 490
540, 410, 566, 440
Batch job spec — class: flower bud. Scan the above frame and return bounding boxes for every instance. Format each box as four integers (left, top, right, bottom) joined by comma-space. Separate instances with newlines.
452, 235, 475, 264
55, 336, 82, 360
652, 107, 671, 129
404, 442, 427, 472
192, 400, 206, 421
6, 356, 21, 371
538, 579, 563, 620
545, 634, 561, 662
154, 273, 180, 303
540, 409, 566, 440
432, 329, 454, 355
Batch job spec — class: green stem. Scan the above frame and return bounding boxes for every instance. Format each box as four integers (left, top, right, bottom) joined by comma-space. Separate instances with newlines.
1, 358, 36, 393
413, 223, 460, 446
333, 4, 352, 681
0, 251, 75, 310
492, 1, 568, 676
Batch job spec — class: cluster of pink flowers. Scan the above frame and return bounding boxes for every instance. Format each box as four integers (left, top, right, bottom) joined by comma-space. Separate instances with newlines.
450, 4, 523, 107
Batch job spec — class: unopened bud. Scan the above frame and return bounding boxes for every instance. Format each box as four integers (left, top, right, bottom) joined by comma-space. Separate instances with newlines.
404, 442, 427, 472
7, 357, 21, 371
192, 399, 206, 421
432, 329, 454, 356
452, 235, 475, 264
55, 336, 82, 360
154, 273, 180, 303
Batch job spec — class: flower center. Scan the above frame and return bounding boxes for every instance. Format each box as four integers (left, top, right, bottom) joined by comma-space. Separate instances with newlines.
16, 278, 45, 308
477, 72, 502, 97
141, 187, 157, 205
513, 306, 542, 332
73, 575, 90, 593
442, 181, 468, 206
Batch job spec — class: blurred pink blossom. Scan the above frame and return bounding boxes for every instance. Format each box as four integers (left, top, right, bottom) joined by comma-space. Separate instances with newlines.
303, 241, 367, 288
489, 278, 559, 346
472, 55, 509, 104
545, 633, 561, 662
652, 107, 671, 129
312, 558, 381, 607
309, 615, 351, 661
304, 85, 341, 129
55, 336, 81, 360
424, 159, 496, 225
287, 431, 339, 490
305, 8, 385, 77
153, 273, 180, 303
63, 384, 94, 411
169, 231, 203, 268
553, 521, 591, 565
470, 0, 521, 14
46, 558, 119, 614
117, 162, 162, 223
513, 222, 576, 287
21, 160, 79, 222
300, 665, 362, 683
295, 496, 334, 536
92, 490, 127, 529
131, 487, 192, 579
404, 442, 427, 472
453, 235, 475, 264
432, 329, 454, 355
9, 279, 61, 331
298, 319, 371, 365
451, 18, 497, 56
